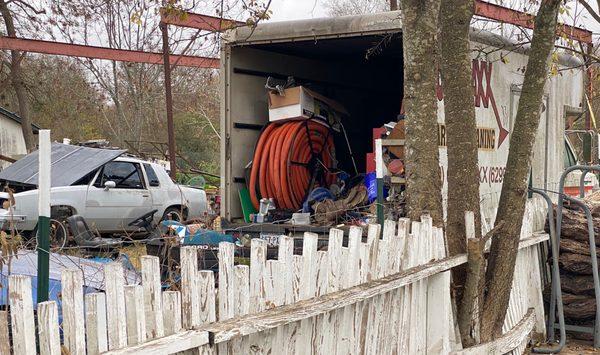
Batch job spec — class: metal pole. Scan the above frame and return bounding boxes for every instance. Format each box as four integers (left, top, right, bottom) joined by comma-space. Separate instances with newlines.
562, 195, 600, 348
530, 188, 564, 353
375, 139, 384, 227
580, 170, 588, 198
160, 23, 178, 180
36, 130, 51, 303
553, 165, 600, 347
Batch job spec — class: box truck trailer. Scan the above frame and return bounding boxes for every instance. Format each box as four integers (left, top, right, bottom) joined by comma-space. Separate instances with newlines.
220, 11, 588, 223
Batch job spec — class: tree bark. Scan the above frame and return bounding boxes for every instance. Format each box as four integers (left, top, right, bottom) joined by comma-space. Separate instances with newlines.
481, 0, 562, 341
390, 0, 398, 11
439, 0, 482, 345
0, 0, 35, 151
400, 0, 444, 226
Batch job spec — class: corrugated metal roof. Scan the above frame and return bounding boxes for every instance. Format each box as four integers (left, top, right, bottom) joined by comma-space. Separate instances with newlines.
0, 143, 125, 187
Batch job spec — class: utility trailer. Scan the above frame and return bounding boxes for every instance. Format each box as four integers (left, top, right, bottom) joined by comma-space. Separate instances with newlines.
220, 11, 586, 223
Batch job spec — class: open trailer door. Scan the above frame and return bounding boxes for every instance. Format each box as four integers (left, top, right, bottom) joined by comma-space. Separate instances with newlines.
220, 12, 404, 220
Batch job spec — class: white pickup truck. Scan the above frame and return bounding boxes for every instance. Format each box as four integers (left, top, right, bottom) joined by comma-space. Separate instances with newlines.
0, 150, 207, 235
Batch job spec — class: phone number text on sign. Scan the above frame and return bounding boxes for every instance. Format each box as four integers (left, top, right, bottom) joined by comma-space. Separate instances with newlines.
480, 166, 505, 184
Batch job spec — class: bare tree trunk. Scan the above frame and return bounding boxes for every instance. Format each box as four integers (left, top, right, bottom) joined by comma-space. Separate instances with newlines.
390, 0, 398, 11
0, 0, 35, 151
400, 0, 444, 226
481, 0, 561, 341
439, 0, 482, 346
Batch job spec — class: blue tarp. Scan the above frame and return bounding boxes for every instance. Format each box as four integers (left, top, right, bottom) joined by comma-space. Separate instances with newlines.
0, 250, 139, 310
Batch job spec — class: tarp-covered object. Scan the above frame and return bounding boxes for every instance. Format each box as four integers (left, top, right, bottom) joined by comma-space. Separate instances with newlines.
0, 250, 140, 309
0, 143, 124, 187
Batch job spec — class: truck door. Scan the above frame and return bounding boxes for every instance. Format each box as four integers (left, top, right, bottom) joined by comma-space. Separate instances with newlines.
85, 161, 153, 232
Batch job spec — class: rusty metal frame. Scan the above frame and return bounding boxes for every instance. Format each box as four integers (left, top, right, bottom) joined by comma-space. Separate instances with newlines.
157, 9, 240, 179
0, 36, 219, 68
160, 9, 244, 31
474, 0, 593, 44
0, 10, 234, 179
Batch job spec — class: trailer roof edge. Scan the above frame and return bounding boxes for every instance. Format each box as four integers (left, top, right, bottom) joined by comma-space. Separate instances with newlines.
225, 10, 582, 68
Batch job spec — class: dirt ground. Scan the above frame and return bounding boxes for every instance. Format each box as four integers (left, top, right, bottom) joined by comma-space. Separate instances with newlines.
525, 337, 598, 354
558, 339, 598, 354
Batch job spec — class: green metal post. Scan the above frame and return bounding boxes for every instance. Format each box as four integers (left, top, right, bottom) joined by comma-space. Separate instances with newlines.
37, 216, 50, 303
36, 130, 51, 303
375, 139, 385, 227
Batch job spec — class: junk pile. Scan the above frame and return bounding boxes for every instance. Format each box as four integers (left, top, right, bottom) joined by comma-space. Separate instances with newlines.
544, 192, 600, 340
243, 79, 406, 226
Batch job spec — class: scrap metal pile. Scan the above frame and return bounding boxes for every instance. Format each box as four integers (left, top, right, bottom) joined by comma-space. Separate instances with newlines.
242, 80, 406, 226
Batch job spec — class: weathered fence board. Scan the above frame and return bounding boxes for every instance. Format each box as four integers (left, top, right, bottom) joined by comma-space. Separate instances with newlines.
218, 242, 235, 322
9, 275, 36, 355
61, 269, 86, 354
105, 262, 128, 349
297, 232, 318, 354
37, 301, 61, 355
231, 265, 249, 353
124, 284, 146, 346
198, 270, 216, 323
162, 291, 182, 336
454, 309, 536, 355
0, 311, 10, 354
141, 255, 164, 340
85, 292, 109, 354
180, 246, 200, 329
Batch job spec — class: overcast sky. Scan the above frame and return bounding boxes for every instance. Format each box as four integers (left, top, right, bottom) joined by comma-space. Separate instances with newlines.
267, 0, 328, 21
263, 0, 600, 39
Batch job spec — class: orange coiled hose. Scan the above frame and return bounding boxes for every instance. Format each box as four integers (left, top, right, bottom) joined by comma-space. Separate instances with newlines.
249, 120, 335, 210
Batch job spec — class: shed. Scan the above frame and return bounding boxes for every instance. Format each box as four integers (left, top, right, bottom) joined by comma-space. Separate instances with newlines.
0, 106, 40, 168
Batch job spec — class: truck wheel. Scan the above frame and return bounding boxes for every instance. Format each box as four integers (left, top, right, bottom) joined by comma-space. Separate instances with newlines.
162, 207, 186, 222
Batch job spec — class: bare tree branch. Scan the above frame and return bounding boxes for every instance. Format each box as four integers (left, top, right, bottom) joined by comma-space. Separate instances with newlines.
10, 0, 45, 16
578, 0, 600, 24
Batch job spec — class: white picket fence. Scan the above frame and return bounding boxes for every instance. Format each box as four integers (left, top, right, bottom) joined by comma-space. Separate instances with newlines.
3, 212, 548, 355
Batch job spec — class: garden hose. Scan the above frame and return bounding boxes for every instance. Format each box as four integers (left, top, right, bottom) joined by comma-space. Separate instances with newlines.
249, 120, 336, 210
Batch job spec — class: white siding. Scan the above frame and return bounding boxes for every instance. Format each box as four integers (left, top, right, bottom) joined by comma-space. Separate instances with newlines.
437, 41, 582, 223
0, 116, 27, 169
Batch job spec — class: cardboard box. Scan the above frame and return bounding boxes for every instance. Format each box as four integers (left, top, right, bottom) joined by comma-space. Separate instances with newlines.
267, 86, 347, 126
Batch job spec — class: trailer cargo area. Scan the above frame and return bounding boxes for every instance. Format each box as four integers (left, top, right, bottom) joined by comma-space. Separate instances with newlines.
221, 12, 584, 222
221, 14, 405, 221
